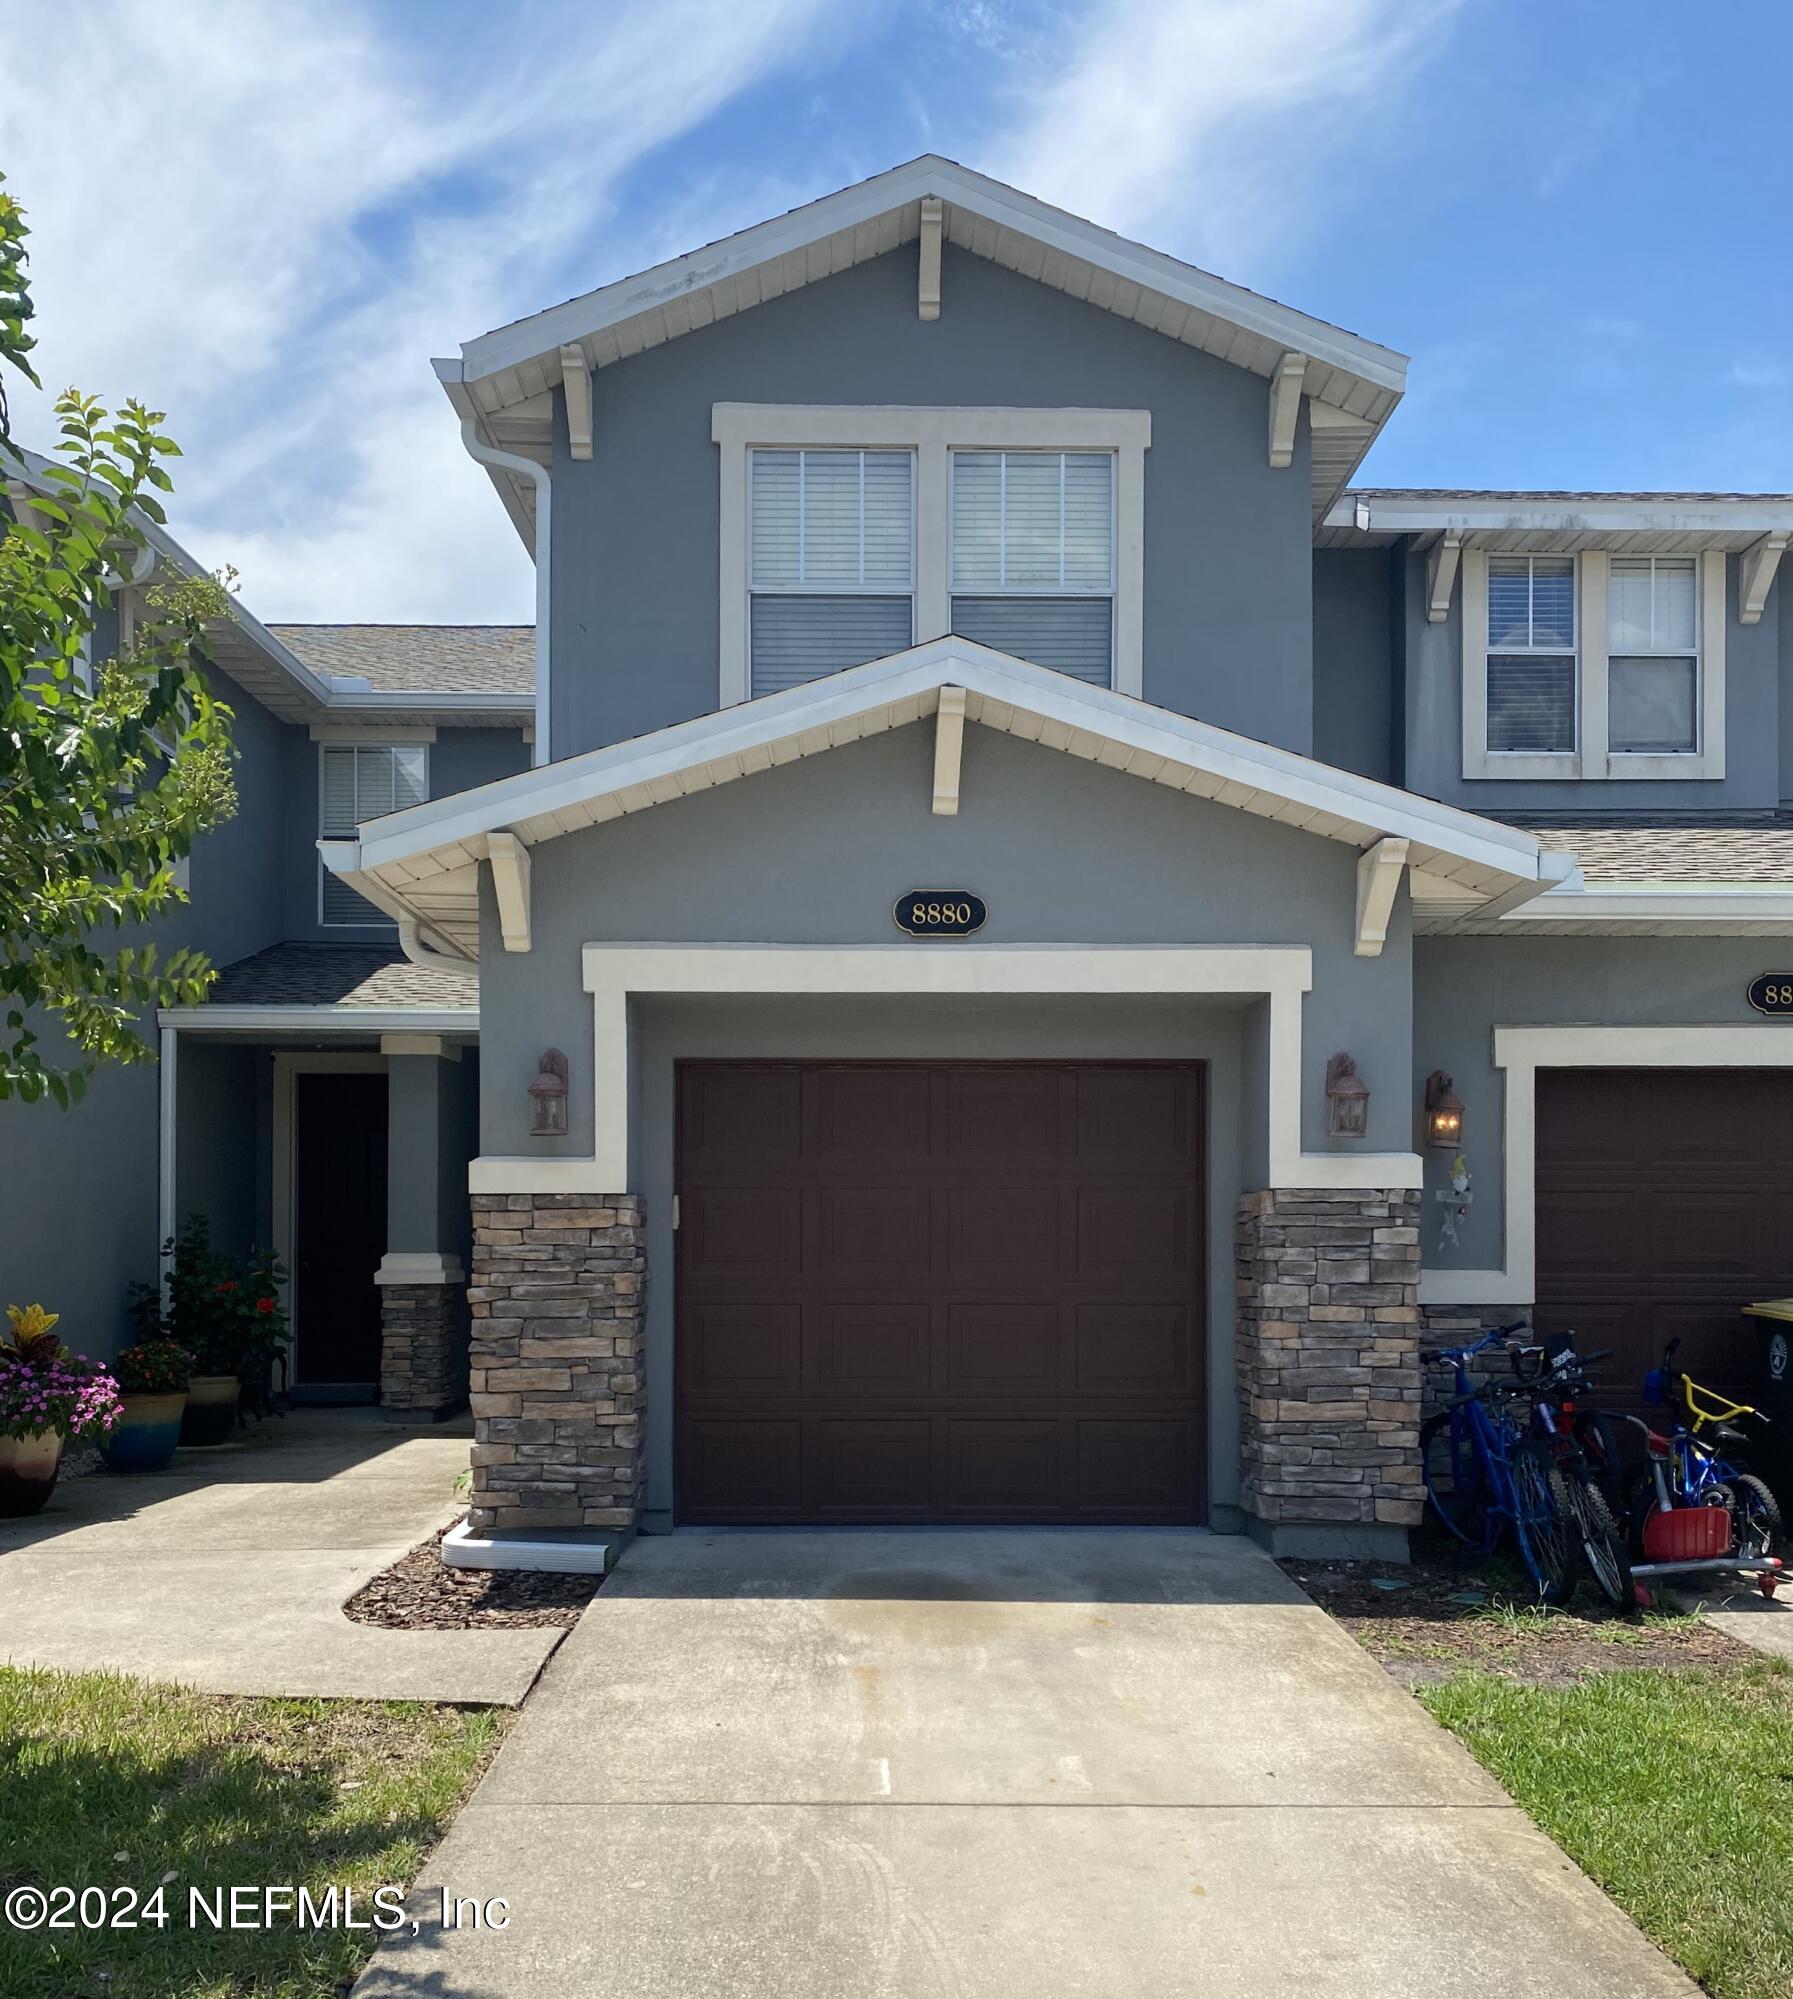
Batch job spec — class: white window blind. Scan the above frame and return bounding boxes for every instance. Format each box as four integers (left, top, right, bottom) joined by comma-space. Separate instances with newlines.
1486, 554, 1576, 753
1608, 555, 1698, 754
319, 744, 426, 926
950, 451, 1114, 684
749, 449, 913, 695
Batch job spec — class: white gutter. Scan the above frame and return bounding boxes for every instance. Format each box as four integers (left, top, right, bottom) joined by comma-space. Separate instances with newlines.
1329, 495, 1793, 537
457, 415, 551, 766
157, 1005, 478, 1033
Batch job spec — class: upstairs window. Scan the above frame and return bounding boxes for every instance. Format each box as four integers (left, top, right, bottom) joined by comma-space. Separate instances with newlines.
749, 449, 914, 695
1608, 555, 1699, 754
1486, 554, 1576, 752
950, 450, 1115, 685
319, 743, 426, 926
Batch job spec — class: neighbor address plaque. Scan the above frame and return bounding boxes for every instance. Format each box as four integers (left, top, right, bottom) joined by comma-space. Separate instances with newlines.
1747, 974, 1793, 1016
893, 890, 986, 938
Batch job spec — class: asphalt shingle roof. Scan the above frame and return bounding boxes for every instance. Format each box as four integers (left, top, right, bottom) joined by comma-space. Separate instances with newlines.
209, 943, 476, 1010
1503, 814, 1793, 884
266, 625, 533, 695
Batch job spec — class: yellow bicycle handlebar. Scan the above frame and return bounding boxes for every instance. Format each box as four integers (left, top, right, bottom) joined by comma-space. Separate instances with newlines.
1677, 1373, 1760, 1433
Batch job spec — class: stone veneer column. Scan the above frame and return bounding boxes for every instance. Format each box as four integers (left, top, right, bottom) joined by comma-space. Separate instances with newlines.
1235, 1186, 1423, 1558
466, 1193, 645, 1537
378, 1278, 467, 1417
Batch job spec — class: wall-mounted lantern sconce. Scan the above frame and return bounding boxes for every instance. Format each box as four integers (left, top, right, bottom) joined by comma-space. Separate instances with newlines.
1424, 1069, 1465, 1151
528, 1048, 569, 1137
1324, 1053, 1370, 1139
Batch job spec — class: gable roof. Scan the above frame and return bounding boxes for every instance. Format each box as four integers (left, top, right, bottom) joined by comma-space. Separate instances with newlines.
321, 636, 1568, 964
436, 156, 1408, 542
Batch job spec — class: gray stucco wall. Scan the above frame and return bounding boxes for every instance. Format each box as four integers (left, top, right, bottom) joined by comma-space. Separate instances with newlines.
1401, 552, 1780, 811
1413, 933, 1785, 1274
1312, 547, 1396, 784
550, 242, 1316, 759
177, 1042, 273, 1261
476, 721, 1414, 1165
632, 994, 1244, 1533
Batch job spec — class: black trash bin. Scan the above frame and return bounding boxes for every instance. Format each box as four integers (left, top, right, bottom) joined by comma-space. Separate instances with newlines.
1741, 1301, 1793, 1512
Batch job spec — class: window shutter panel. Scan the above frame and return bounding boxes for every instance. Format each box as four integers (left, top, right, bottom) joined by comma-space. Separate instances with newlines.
950, 598, 1113, 684
319, 746, 360, 836
1062, 454, 1113, 589
951, 453, 1002, 590
750, 452, 801, 587
749, 596, 913, 695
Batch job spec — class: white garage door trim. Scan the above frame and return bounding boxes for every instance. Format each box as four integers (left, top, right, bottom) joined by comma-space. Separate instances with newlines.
467, 944, 1425, 1196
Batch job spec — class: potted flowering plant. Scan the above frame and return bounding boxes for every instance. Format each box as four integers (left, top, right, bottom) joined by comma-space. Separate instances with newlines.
102, 1337, 193, 1473
128, 1218, 289, 1447
0, 1305, 121, 1516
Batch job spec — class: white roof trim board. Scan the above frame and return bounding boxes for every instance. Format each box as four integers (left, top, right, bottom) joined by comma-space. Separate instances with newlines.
436, 155, 1409, 535
1319, 491, 1793, 554
323, 635, 1574, 965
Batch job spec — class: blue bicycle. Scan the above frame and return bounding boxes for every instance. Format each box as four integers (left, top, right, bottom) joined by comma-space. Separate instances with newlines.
1420, 1324, 1578, 1602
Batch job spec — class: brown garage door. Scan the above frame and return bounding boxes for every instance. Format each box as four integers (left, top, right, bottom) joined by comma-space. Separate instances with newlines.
1536, 1068, 1793, 1402
675, 1061, 1206, 1523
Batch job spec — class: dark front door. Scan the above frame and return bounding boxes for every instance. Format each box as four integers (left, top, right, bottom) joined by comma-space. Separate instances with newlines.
1535, 1068, 1793, 1401
676, 1061, 1206, 1524
292, 1070, 389, 1390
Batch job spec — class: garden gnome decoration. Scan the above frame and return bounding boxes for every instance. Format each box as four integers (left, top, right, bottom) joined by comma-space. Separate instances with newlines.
1435, 1152, 1473, 1250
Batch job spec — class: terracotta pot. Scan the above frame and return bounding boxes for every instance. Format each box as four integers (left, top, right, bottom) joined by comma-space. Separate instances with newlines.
178, 1374, 240, 1447
103, 1390, 189, 1473
0, 1428, 64, 1517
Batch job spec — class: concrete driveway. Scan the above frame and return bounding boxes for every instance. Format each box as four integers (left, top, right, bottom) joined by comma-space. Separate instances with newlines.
357, 1529, 1691, 1998
0, 1412, 557, 1704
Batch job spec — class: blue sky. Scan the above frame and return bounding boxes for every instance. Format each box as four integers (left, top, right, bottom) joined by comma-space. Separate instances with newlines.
6, 0, 1790, 622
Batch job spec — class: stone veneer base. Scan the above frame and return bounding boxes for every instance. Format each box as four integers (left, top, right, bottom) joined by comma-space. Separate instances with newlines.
378, 1281, 468, 1419
1235, 1186, 1424, 1559
467, 1193, 645, 1538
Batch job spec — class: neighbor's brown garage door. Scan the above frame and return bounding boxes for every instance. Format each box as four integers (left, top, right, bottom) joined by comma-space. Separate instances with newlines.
675, 1061, 1206, 1523
1535, 1068, 1793, 1401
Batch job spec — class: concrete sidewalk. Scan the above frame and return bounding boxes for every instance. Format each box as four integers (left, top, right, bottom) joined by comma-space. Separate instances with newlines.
355, 1529, 1693, 1998
0, 1412, 557, 1704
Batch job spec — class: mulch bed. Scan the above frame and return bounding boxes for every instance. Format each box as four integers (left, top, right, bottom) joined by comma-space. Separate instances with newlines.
1281, 1537, 1758, 1689
343, 1522, 604, 1631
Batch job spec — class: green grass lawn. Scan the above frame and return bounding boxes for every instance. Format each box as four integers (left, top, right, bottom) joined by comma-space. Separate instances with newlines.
0, 1667, 502, 1999
1421, 1660, 1793, 1999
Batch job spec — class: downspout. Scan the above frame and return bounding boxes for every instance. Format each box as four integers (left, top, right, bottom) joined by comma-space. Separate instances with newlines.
458, 418, 551, 767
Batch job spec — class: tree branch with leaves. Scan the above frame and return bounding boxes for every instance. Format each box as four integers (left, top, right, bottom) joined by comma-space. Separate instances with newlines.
0, 170, 238, 1105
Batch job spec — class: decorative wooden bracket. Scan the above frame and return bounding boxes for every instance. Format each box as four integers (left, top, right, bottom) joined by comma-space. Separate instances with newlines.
1426, 533, 1464, 623
560, 344, 592, 460
918, 196, 943, 321
1267, 352, 1305, 468
487, 829, 533, 953
1354, 837, 1408, 958
1741, 533, 1787, 625
932, 685, 966, 815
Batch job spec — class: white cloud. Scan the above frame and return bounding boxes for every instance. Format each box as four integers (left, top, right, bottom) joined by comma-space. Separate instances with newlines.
985, 0, 1461, 273
2, 0, 855, 619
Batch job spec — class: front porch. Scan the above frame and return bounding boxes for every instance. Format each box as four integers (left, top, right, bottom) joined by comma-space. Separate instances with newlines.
158, 942, 482, 1422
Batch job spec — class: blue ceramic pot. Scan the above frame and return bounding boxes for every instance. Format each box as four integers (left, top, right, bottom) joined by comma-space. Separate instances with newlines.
104, 1391, 187, 1473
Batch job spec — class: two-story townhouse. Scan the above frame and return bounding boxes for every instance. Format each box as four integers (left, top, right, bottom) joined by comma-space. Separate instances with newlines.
23, 156, 1790, 1565
1, 456, 533, 1414
323, 158, 1793, 1563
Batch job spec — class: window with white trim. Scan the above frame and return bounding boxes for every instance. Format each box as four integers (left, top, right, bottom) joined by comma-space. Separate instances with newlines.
950, 450, 1115, 685
1462, 547, 1725, 780
318, 743, 426, 925
748, 448, 914, 695
1608, 555, 1699, 754
1486, 554, 1577, 752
